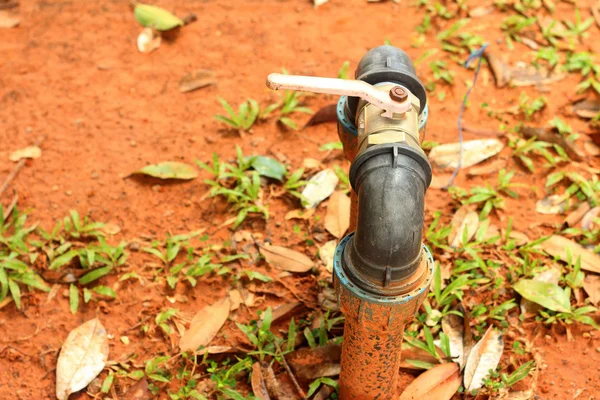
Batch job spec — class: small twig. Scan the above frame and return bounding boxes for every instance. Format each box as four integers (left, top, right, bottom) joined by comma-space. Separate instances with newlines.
0, 135, 46, 200
4, 193, 18, 218
275, 341, 306, 399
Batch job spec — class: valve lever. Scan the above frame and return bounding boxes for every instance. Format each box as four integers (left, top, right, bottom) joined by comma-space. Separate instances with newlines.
266, 73, 411, 119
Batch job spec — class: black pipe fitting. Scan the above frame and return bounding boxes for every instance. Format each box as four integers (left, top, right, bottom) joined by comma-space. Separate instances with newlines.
344, 143, 432, 294
345, 45, 427, 123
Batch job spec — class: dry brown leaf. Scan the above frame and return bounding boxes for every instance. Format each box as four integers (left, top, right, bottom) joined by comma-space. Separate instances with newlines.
301, 168, 339, 209
9, 145, 41, 162
229, 289, 243, 311
448, 206, 479, 248
260, 244, 313, 273
302, 158, 322, 170
467, 159, 505, 177
538, 235, 600, 274
521, 126, 582, 161
509, 62, 565, 87
429, 173, 453, 189
442, 314, 465, 368
179, 69, 216, 93
0, 11, 19, 28
536, 194, 568, 215
324, 191, 350, 239
428, 139, 504, 170
137, 27, 161, 53
284, 208, 315, 221
399, 363, 461, 400
270, 301, 302, 323
251, 362, 271, 400
463, 326, 503, 391
303, 104, 337, 129
484, 49, 511, 87
583, 275, 600, 306
287, 344, 341, 380
571, 98, 600, 119
319, 240, 337, 273
468, 5, 494, 17
179, 297, 230, 352
122, 378, 150, 400
581, 206, 600, 231
56, 318, 109, 400
563, 202, 591, 227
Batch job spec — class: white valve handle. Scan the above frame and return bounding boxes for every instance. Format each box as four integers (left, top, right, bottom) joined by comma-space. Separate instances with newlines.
266, 73, 411, 118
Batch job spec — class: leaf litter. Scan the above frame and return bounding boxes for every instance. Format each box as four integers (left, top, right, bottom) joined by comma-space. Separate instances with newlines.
463, 326, 504, 392
301, 168, 339, 208
179, 297, 231, 352
324, 191, 350, 239
399, 362, 461, 400
56, 318, 109, 400
259, 244, 313, 273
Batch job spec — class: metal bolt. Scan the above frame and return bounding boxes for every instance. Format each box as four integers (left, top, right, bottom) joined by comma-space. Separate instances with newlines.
389, 86, 408, 102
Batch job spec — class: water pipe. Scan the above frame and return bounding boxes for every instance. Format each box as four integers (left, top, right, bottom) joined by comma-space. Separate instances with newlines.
267, 45, 434, 400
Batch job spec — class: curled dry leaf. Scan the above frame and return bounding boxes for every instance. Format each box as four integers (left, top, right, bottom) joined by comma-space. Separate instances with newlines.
563, 202, 591, 227
538, 235, 600, 274
9, 146, 41, 162
463, 326, 504, 392
301, 168, 339, 209
536, 194, 568, 215
0, 11, 19, 28
260, 244, 313, 273
137, 27, 161, 53
319, 240, 337, 273
131, 161, 198, 180
270, 301, 302, 323
428, 139, 504, 169
56, 318, 109, 400
123, 377, 150, 400
448, 206, 479, 248
179, 297, 230, 352
581, 206, 600, 231
442, 314, 465, 368
324, 191, 350, 239
399, 363, 461, 400
583, 274, 600, 306
303, 104, 336, 128
252, 362, 271, 400
520, 268, 561, 317
287, 344, 341, 380
179, 69, 216, 93
571, 98, 600, 119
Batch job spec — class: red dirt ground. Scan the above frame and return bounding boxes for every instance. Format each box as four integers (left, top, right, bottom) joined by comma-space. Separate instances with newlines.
1, 0, 599, 399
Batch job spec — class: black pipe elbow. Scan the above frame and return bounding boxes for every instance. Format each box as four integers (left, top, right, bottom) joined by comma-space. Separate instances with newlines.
344, 144, 432, 293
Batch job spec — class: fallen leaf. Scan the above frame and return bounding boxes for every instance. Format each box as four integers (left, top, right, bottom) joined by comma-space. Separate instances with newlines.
583, 275, 600, 306
179, 297, 230, 352
428, 139, 504, 169
301, 169, 339, 209
466, 159, 505, 177
179, 69, 216, 93
0, 10, 19, 28
571, 98, 600, 119
442, 314, 465, 368
100, 223, 121, 235
508, 231, 529, 246
514, 279, 570, 313
228, 289, 242, 311
536, 194, 568, 215
137, 27, 161, 53
429, 173, 453, 189
463, 327, 503, 392
581, 206, 600, 231
270, 302, 302, 323
132, 161, 198, 180
584, 138, 600, 156
468, 5, 494, 17
123, 377, 150, 400
521, 126, 582, 161
509, 61, 565, 87
319, 240, 337, 273
303, 104, 336, 128
9, 146, 41, 162
284, 208, 315, 221
251, 362, 271, 400
260, 244, 313, 273
56, 318, 109, 400
251, 156, 286, 181
134, 3, 183, 31
563, 202, 591, 227
324, 191, 350, 239
302, 158, 322, 170
287, 344, 341, 380
448, 206, 479, 248
520, 268, 561, 317
538, 235, 600, 274
399, 363, 461, 400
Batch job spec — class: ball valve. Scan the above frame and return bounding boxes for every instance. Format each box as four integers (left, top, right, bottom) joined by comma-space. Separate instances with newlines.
267, 45, 434, 400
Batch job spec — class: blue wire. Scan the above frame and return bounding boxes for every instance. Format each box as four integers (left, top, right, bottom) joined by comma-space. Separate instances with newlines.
443, 43, 489, 189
